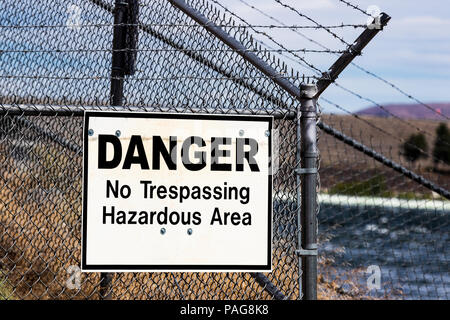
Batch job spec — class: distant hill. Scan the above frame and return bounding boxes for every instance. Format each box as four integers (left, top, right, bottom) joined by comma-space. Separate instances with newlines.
356, 103, 450, 120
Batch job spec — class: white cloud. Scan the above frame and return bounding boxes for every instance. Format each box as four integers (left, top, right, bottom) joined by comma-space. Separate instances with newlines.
225, 0, 450, 109
396, 16, 450, 26
281, 0, 335, 10
388, 50, 450, 66
388, 15, 450, 39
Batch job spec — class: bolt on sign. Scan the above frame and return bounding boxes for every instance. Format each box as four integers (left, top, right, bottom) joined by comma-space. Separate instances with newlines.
82, 112, 273, 271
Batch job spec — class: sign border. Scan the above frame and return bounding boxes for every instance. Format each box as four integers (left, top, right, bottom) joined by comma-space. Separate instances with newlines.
82, 111, 273, 272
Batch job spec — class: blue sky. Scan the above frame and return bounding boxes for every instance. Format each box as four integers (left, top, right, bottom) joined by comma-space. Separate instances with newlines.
225, 0, 450, 113
1, 0, 448, 114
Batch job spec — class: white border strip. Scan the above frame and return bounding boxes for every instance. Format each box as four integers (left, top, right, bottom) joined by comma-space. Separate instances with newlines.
275, 193, 450, 212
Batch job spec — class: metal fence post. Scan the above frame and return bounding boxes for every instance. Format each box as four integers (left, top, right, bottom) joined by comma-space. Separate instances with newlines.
296, 83, 318, 300
110, 0, 128, 106
99, 0, 129, 300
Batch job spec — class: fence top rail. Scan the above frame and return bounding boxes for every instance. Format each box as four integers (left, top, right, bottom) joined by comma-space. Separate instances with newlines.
0, 104, 296, 119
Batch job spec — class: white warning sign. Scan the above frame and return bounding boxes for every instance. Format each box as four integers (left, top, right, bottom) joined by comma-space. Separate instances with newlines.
82, 112, 273, 272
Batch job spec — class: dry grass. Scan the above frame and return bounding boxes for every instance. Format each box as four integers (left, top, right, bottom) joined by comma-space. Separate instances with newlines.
320, 115, 450, 191
0, 156, 358, 300
0, 141, 300, 299
0, 115, 421, 300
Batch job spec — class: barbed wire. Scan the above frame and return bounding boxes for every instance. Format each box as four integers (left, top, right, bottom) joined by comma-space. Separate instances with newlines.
237, 0, 449, 121
0, 23, 366, 29
1, 0, 447, 301
2, 0, 446, 153
211, 0, 445, 144
0, 48, 346, 54
239, 0, 449, 125
249, 11, 450, 147
332, 83, 450, 147
235, 0, 449, 129
272, 0, 352, 47
208, 0, 323, 75
349, 64, 450, 120
0, 74, 318, 81
234, 0, 334, 76
320, 96, 445, 163
254, 39, 323, 75
237, 0, 344, 53
334, 0, 372, 17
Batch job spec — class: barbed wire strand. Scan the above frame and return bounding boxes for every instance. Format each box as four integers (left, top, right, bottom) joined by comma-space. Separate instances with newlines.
332, 83, 450, 147
208, 0, 323, 74
209, 0, 439, 145
272, 0, 352, 47
334, 0, 372, 17
237, 0, 449, 121
0, 74, 318, 81
0, 23, 366, 29
320, 96, 445, 163
239, 1, 450, 146
230, 0, 448, 150
349, 64, 450, 120
0, 48, 346, 54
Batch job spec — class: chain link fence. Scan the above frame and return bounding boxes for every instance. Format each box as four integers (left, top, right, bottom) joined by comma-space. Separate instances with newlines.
0, 0, 302, 300
317, 115, 449, 299
0, 0, 448, 300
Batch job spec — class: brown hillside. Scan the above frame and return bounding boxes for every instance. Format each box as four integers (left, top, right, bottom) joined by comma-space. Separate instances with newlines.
319, 114, 450, 193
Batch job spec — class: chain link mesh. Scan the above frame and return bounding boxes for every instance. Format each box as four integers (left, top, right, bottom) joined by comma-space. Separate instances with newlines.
0, 0, 302, 300
317, 115, 449, 299
0, 0, 448, 300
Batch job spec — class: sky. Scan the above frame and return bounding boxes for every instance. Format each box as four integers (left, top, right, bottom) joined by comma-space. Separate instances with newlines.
224, 0, 450, 114
2, 0, 449, 115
